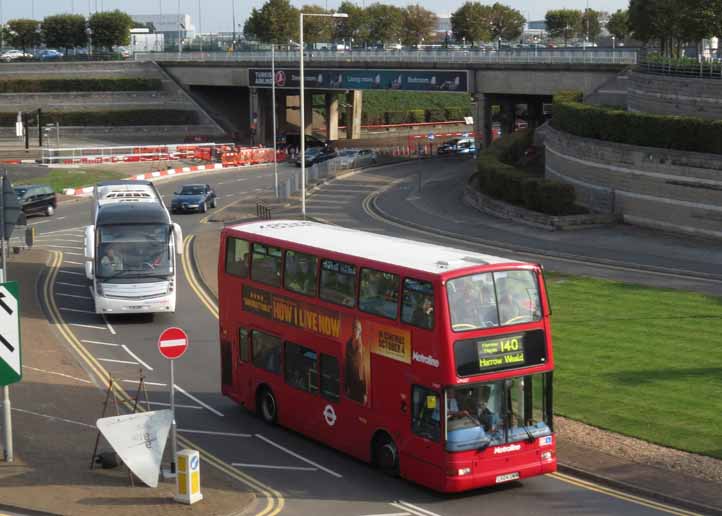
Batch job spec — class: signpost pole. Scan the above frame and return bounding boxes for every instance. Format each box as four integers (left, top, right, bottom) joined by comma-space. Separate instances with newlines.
272, 44, 278, 199
169, 360, 176, 474
0, 173, 12, 462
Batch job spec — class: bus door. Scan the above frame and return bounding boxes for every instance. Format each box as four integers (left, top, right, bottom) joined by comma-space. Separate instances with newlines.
234, 328, 253, 406
404, 385, 445, 483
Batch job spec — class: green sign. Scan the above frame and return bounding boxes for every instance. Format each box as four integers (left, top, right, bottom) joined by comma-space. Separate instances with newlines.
0, 281, 21, 386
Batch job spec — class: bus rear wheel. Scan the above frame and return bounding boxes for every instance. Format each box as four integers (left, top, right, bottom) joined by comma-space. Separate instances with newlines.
257, 387, 277, 424
373, 433, 399, 476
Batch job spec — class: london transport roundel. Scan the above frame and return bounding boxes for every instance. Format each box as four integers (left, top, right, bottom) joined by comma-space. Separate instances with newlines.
157, 327, 189, 360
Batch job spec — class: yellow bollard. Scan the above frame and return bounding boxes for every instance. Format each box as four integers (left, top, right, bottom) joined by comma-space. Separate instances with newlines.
174, 449, 203, 504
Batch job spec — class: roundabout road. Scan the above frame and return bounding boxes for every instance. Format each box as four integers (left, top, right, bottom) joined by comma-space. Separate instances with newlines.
30, 160, 709, 516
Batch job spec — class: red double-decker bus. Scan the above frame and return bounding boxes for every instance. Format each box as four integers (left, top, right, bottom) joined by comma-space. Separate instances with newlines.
218, 219, 556, 492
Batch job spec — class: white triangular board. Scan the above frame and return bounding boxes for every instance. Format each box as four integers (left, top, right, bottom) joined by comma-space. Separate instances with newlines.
97, 409, 172, 488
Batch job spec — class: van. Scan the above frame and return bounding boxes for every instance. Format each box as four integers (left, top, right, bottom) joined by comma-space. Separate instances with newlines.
14, 184, 57, 217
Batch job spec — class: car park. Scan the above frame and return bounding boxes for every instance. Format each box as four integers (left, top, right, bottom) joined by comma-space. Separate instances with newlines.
295, 146, 337, 167
14, 184, 57, 217
170, 184, 216, 213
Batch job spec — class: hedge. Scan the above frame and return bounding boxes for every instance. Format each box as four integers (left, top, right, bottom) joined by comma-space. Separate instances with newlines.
551, 91, 722, 155
426, 108, 447, 123
474, 132, 578, 216
0, 109, 198, 126
0, 78, 162, 93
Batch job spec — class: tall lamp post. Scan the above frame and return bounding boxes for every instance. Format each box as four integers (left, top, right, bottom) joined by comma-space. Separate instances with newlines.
299, 11, 348, 218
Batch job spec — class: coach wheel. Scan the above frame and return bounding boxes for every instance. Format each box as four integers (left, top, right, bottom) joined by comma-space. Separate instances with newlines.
258, 388, 277, 424
374, 433, 399, 475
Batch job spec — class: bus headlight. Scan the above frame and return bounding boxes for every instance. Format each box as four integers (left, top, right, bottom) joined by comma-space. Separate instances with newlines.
167, 280, 174, 294
96, 282, 103, 296
541, 451, 554, 462
446, 465, 472, 477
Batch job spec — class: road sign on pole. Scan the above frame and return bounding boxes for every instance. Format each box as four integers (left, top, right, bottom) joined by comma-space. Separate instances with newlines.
1, 172, 21, 241
0, 281, 20, 386
158, 327, 189, 476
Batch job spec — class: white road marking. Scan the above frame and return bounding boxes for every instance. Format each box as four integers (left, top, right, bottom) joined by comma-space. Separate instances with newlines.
58, 270, 85, 276
62, 252, 85, 257
102, 314, 116, 335
391, 502, 442, 516
81, 339, 119, 347
255, 434, 342, 478
56, 216, 66, 220
60, 307, 95, 314
29, 220, 53, 226
63, 260, 84, 265
98, 358, 138, 366
232, 463, 317, 472
359, 513, 410, 516
179, 429, 251, 438
56, 292, 92, 300
38, 227, 84, 236
9, 407, 94, 429
146, 401, 203, 410
121, 345, 153, 371
57, 282, 84, 288
47, 245, 84, 250
23, 365, 92, 384
174, 384, 224, 417
123, 379, 167, 387
70, 323, 106, 330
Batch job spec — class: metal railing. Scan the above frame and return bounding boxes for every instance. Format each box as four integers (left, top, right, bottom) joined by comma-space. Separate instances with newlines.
135, 48, 637, 66
637, 58, 722, 79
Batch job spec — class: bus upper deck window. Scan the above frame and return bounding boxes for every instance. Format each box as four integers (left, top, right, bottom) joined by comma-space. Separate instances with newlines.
225, 237, 249, 278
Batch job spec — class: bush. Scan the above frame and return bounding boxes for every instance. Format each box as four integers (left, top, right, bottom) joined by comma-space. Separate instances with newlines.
385, 111, 408, 124
408, 109, 425, 123
552, 91, 722, 155
426, 108, 447, 122
445, 107, 466, 121
0, 78, 162, 93
475, 135, 577, 216
491, 129, 534, 164
0, 109, 198, 126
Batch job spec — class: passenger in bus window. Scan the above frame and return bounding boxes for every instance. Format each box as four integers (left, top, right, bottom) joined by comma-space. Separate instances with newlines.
344, 319, 368, 405
412, 296, 434, 329
100, 245, 123, 275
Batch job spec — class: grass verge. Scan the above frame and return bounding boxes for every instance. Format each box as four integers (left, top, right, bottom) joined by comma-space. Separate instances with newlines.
548, 273, 722, 459
26, 168, 130, 192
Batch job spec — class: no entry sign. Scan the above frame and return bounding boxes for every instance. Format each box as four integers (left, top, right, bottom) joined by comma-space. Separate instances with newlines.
158, 327, 189, 360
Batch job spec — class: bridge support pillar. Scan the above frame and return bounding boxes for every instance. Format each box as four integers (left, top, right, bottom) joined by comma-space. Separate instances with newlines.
500, 98, 516, 137
325, 93, 339, 141
527, 99, 545, 129
474, 94, 492, 148
346, 90, 362, 140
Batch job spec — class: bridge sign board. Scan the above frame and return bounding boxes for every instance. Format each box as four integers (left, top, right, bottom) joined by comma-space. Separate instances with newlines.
250, 68, 468, 93
0, 281, 21, 386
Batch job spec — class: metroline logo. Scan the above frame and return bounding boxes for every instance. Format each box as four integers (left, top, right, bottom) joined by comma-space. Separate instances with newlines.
412, 351, 439, 368
493, 444, 522, 454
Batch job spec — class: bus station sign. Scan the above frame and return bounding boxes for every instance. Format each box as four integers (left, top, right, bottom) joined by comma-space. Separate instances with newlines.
249, 68, 468, 93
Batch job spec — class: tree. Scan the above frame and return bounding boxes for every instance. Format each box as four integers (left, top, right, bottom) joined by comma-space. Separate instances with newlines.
89, 10, 133, 51
6, 19, 42, 54
606, 9, 630, 41
365, 3, 403, 47
450, 2, 492, 45
335, 2, 370, 46
243, 0, 299, 44
545, 9, 581, 46
488, 3, 525, 42
580, 9, 601, 42
400, 5, 437, 47
301, 5, 333, 45
42, 14, 88, 53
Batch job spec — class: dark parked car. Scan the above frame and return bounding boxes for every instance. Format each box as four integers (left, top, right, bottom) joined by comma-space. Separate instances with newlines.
170, 184, 216, 213
438, 137, 476, 156
295, 146, 338, 167
281, 133, 328, 151
14, 184, 56, 217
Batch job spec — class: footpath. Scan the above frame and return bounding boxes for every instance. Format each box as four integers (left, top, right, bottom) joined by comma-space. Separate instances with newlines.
0, 250, 253, 515
189, 162, 722, 516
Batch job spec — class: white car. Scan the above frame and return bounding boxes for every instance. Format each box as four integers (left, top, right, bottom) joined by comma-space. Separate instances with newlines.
1, 49, 31, 62
336, 149, 378, 169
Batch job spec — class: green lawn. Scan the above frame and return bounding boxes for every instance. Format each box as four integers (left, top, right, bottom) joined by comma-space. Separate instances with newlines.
26, 168, 131, 192
547, 274, 722, 459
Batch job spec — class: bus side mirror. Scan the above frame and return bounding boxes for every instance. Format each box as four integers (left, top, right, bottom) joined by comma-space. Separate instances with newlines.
173, 223, 183, 255
84, 225, 95, 260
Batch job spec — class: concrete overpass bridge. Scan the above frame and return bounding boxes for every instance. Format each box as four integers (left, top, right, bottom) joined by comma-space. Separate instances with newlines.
135, 49, 635, 145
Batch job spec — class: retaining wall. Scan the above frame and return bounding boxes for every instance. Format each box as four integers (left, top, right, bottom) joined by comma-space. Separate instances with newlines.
627, 71, 722, 120
544, 126, 722, 240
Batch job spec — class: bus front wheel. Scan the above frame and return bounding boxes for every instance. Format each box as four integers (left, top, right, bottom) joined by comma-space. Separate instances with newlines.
373, 433, 399, 476
257, 387, 277, 424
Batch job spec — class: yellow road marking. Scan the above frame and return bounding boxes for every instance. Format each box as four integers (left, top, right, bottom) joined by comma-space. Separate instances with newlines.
550, 472, 704, 516
182, 235, 219, 317
42, 250, 283, 516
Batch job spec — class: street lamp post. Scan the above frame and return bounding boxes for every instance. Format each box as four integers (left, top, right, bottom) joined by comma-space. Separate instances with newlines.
272, 43, 278, 198
299, 11, 348, 218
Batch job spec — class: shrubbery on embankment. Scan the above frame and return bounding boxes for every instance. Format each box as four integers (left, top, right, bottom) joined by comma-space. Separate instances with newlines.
0, 78, 162, 93
551, 91, 722, 155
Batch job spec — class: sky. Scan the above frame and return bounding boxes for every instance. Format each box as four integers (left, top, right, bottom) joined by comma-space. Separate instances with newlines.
1, 0, 629, 32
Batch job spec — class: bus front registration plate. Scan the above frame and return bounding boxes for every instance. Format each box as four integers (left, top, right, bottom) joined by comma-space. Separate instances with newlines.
495, 472, 520, 484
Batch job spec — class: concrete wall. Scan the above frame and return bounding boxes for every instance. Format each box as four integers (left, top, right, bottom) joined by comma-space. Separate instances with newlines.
544, 126, 722, 240
163, 65, 249, 87
627, 71, 722, 119
474, 68, 619, 96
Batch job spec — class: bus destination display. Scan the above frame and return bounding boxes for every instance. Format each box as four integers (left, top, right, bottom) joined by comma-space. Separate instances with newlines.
477, 335, 525, 370
454, 330, 547, 376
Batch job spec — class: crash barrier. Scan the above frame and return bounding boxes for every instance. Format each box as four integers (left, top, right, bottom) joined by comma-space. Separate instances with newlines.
220, 147, 287, 167
42, 142, 226, 165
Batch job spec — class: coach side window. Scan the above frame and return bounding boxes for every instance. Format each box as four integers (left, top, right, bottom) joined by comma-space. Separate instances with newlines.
359, 268, 399, 319
320, 259, 356, 307
251, 243, 282, 287
284, 250, 319, 296
225, 237, 249, 278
